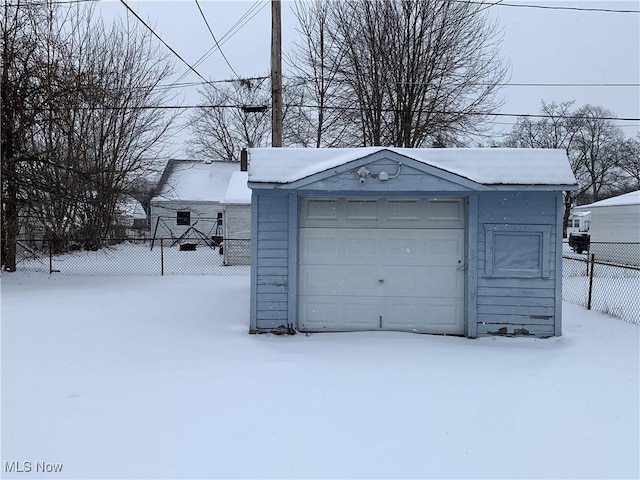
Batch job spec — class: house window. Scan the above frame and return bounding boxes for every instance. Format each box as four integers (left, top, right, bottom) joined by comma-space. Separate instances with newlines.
177, 211, 190, 226
485, 224, 551, 278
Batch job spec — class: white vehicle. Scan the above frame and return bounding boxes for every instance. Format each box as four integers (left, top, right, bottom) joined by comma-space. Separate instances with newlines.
566, 210, 591, 235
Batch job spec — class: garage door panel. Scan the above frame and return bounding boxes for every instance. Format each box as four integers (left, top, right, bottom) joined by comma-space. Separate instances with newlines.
344, 235, 379, 258
299, 297, 381, 331
298, 197, 466, 335
304, 198, 339, 222
300, 198, 464, 229
381, 266, 464, 297
299, 297, 464, 334
345, 199, 379, 222
303, 235, 338, 258
300, 264, 381, 296
421, 266, 464, 297
385, 230, 463, 266
300, 229, 379, 264
382, 301, 463, 334
300, 264, 462, 298
301, 228, 464, 266
383, 199, 424, 224
427, 235, 464, 258
426, 199, 465, 226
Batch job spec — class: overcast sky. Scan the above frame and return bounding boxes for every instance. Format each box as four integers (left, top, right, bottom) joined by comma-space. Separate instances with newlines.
100, 0, 640, 153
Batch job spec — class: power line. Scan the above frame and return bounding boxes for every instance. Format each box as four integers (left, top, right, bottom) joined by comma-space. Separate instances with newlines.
4, 0, 98, 6
97, 76, 640, 97
194, 0, 240, 79
31, 102, 640, 122
490, 120, 640, 128
498, 83, 640, 87
119, 1, 208, 84
153, 76, 268, 92
173, 0, 267, 86
149, 77, 640, 92
285, 75, 640, 88
118, 0, 236, 104
452, 0, 640, 14
8, 0, 638, 14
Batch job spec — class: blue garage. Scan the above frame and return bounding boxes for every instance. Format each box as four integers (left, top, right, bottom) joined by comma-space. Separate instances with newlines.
247, 147, 576, 337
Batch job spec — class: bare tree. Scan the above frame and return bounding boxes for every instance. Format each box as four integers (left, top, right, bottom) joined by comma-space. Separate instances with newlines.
504, 101, 583, 236
72, 15, 176, 248
188, 79, 271, 161
617, 134, 640, 190
1, 1, 52, 269
285, 0, 359, 147
572, 105, 627, 203
504, 101, 579, 150
504, 101, 632, 235
1, 2, 176, 263
290, 0, 508, 147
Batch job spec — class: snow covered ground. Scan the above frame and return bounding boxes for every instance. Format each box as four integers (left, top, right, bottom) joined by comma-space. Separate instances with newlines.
2, 272, 639, 479
17, 241, 249, 276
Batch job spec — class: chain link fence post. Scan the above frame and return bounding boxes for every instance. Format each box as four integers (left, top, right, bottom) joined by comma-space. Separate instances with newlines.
49, 239, 53, 274
587, 253, 595, 310
160, 238, 164, 276
48, 239, 61, 274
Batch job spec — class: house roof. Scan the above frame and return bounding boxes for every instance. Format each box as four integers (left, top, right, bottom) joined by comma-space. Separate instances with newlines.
152, 160, 240, 203
222, 171, 251, 205
118, 197, 147, 219
570, 210, 592, 217
575, 190, 640, 209
247, 147, 577, 186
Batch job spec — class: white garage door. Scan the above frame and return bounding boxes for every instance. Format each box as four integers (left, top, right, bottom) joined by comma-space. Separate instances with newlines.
299, 198, 465, 334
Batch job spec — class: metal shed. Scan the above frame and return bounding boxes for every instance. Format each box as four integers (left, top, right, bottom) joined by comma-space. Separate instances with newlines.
248, 147, 576, 337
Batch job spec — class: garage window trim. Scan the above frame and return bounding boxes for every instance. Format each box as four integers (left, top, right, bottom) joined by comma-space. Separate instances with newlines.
485, 224, 551, 278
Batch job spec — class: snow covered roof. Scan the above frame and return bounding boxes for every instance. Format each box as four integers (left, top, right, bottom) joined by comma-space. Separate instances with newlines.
247, 147, 576, 186
118, 197, 147, 219
570, 210, 591, 217
153, 160, 240, 203
575, 190, 640, 209
222, 171, 251, 205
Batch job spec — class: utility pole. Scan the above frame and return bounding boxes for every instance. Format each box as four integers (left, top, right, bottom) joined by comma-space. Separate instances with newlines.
271, 0, 283, 147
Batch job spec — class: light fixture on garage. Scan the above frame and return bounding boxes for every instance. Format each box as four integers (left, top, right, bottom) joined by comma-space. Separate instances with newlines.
356, 166, 370, 184
357, 162, 403, 183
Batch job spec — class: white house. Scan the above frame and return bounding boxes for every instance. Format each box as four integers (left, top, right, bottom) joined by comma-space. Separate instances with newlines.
114, 196, 148, 240
574, 190, 640, 265
150, 160, 239, 244
221, 170, 251, 265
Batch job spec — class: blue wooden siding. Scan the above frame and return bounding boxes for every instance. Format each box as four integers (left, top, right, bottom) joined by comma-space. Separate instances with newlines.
283, 157, 483, 193
250, 161, 565, 338
251, 192, 290, 331
475, 192, 560, 336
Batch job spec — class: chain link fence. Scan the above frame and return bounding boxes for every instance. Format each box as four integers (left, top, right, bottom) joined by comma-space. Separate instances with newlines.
16, 237, 250, 276
14, 237, 639, 323
562, 241, 640, 324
